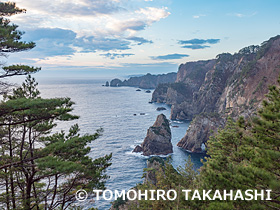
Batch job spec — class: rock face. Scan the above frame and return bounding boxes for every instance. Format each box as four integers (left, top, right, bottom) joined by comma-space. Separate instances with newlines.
151, 35, 280, 152
133, 114, 172, 156
156, 107, 166, 111
109, 72, 177, 89
152, 60, 215, 105
144, 157, 164, 185
177, 114, 225, 153
110, 78, 122, 87
132, 145, 143, 153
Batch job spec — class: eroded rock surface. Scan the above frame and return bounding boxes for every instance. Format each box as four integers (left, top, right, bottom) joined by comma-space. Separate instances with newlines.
133, 114, 172, 156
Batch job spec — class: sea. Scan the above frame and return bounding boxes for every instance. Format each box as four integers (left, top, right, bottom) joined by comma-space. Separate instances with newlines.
37, 78, 205, 210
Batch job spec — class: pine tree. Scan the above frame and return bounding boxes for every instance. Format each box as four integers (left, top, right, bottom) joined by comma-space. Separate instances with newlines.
0, 2, 112, 209
0, 2, 40, 94
198, 118, 258, 209
0, 76, 112, 209
249, 78, 280, 209
134, 158, 198, 210
198, 76, 280, 209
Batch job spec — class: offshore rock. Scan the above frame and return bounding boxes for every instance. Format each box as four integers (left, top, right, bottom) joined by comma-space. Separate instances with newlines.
156, 107, 166, 111
132, 145, 143, 153
133, 114, 172, 156
110, 78, 122, 87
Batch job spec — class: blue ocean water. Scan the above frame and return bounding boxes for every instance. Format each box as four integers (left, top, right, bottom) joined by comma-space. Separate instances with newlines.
38, 79, 205, 210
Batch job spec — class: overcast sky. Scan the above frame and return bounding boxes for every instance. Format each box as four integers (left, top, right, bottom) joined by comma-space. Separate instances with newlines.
4, 0, 280, 79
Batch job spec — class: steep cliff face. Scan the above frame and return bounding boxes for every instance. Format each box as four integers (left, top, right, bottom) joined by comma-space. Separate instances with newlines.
177, 114, 225, 153
110, 72, 177, 89
153, 35, 280, 152
152, 60, 216, 119
133, 114, 172, 156
176, 60, 216, 86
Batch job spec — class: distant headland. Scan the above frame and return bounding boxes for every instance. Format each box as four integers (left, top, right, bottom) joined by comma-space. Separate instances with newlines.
105, 72, 177, 89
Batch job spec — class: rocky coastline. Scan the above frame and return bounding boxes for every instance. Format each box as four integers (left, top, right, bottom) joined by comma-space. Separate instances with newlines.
108, 72, 177, 89
152, 35, 280, 152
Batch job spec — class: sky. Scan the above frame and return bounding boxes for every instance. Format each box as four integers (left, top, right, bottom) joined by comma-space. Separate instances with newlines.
3, 0, 280, 79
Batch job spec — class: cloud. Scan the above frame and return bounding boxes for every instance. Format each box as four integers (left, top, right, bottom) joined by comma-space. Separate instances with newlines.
178, 38, 220, 50
75, 36, 131, 52
178, 39, 220, 45
21, 28, 154, 58
22, 28, 135, 57
100, 53, 134, 59
23, 28, 76, 41
17, 0, 123, 17
229, 12, 257, 18
136, 7, 170, 22
193, 14, 206, 19
22, 28, 77, 57
9, 0, 171, 46
12, 1, 170, 38
234, 13, 245, 18
181, 45, 210, 49
104, 7, 169, 36
126, 37, 153, 45
151, 53, 189, 60
8, 1, 171, 67
106, 20, 148, 33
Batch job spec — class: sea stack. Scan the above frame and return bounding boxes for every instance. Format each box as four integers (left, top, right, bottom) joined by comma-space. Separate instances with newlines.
110, 78, 122, 87
133, 114, 172, 156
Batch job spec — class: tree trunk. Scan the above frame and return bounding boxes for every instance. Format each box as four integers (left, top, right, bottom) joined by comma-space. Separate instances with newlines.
5, 168, 10, 210
8, 125, 16, 209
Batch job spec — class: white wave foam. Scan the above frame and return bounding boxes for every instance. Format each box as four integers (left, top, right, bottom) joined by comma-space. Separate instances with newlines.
172, 120, 184, 124
126, 150, 173, 159
125, 151, 149, 159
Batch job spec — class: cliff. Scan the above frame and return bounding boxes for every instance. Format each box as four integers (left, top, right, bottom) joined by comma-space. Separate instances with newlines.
133, 114, 172, 156
177, 113, 225, 152
110, 72, 177, 89
152, 35, 280, 152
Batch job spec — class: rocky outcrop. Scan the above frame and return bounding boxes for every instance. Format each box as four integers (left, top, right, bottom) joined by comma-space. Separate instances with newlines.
151, 35, 280, 152
177, 114, 225, 153
152, 60, 215, 104
110, 78, 122, 87
133, 114, 172, 156
144, 157, 164, 185
156, 107, 166, 111
132, 145, 143, 153
109, 72, 177, 89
